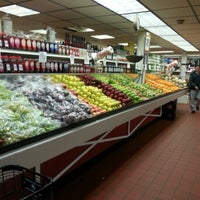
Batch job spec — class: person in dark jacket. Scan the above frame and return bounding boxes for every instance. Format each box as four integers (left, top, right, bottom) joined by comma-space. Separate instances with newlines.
189, 65, 200, 113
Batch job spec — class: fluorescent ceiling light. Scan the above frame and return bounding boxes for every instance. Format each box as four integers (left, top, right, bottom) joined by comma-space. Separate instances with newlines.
151, 50, 174, 54
118, 43, 128, 46
91, 35, 115, 39
123, 12, 165, 27
67, 26, 94, 32
146, 26, 177, 36
150, 45, 162, 48
30, 29, 47, 34
94, 0, 198, 52
80, 28, 94, 32
0, 4, 39, 17
161, 35, 184, 41
94, 0, 148, 14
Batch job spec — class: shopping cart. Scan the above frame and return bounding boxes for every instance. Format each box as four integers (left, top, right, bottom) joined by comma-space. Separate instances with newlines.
0, 165, 53, 200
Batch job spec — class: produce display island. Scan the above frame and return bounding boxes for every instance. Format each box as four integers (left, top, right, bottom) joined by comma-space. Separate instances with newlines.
0, 44, 188, 181
0, 84, 186, 181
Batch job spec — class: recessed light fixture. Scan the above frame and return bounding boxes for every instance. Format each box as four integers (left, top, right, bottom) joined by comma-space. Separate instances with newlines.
30, 29, 47, 34
150, 45, 162, 48
94, 0, 148, 14
67, 26, 94, 32
91, 35, 115, 39
118, 43, 128, 46
81, 28, 94, 32
0, 4, 39, 17
151, 50, 174, 54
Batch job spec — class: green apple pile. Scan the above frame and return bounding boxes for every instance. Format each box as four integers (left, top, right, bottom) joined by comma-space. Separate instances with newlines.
91, 74, 162, 102
76, 85, 122, 112
0, 80, 60, 145
51, 75, 122, 113
78, 74, 133, 107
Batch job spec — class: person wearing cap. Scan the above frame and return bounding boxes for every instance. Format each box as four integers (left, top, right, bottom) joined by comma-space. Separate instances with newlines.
188, 65, 200, 113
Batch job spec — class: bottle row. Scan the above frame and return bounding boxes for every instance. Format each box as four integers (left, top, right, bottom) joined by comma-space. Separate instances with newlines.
0, 33, 88, 57
0, 55, 93, 73
0, 55, 129, 74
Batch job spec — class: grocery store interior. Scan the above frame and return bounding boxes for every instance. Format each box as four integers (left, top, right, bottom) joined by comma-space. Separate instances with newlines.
0, 0, 200, 200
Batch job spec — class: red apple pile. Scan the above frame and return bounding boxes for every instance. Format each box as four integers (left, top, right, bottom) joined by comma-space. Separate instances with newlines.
78, 74, 133, 107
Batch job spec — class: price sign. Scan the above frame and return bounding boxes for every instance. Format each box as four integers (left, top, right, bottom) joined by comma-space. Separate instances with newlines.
70, 55, 75, 64
38, 51, 47, 63
84, 56, 90, 64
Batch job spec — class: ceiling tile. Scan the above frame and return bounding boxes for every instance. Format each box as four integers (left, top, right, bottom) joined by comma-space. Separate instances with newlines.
189, 0, 200, 6
155, 7, 194, 18
164, 16, 199, 25
0, 0, 11, 7
74, 5, 113, 17
174, 24, 200, 31
95, 15, 128, 24
25, 14, 60, 23
50, 0, 97, 8
193, 5, 200, 14
107, 22, 133, 29
48, 21, 75, 30
20, 0, 64, 12
68, 18, 101, 26
140, 0, 189, 10
4, 0, 31, 3
48, 9, 84, 20
88, 24, 114, 33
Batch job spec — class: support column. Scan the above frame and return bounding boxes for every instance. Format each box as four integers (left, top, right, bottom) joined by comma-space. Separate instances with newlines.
181, 53, 188, 80
136, 31, 150, 84
136, 31, 146, 71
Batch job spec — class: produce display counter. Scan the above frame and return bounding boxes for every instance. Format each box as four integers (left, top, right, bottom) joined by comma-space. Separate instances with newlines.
0, 89, 186, 181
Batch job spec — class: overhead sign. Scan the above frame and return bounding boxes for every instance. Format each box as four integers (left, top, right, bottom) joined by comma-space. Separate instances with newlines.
144, 32, 151, 52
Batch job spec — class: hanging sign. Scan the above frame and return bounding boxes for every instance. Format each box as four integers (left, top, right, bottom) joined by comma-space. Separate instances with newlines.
144, 32, 151, 52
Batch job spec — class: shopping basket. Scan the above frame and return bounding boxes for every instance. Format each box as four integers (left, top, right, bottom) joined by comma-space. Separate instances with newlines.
0, 165, 53, 200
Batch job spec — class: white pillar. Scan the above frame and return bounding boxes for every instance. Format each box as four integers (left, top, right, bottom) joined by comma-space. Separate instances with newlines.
136, 31, 146, 70
181, 53, 188, 80
136, 31, 150, 84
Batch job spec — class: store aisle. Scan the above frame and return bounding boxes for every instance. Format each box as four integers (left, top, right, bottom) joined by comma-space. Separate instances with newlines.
54, 103, 200, 200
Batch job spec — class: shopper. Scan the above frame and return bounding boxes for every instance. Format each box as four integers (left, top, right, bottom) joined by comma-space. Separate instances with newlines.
188, 65, 200, 113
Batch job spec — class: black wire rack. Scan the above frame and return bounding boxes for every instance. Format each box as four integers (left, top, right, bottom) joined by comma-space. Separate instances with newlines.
0, 165, 53, 200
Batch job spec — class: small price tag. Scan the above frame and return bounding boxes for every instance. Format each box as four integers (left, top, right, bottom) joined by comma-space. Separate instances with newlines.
84, 56, 89, 64
39, 51, 47, 63
70, 55, 75, 64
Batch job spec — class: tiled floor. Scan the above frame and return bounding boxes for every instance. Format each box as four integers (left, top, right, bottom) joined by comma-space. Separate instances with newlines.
54, 103, 200, 200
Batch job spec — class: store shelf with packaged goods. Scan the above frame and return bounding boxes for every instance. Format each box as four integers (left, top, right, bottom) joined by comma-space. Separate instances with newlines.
0, 48, 86, 60
0, 47, 131, 74
0, 46, 90, 74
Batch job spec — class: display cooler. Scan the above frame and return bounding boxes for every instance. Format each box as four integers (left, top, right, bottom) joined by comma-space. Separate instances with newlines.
0, 73, 186, 182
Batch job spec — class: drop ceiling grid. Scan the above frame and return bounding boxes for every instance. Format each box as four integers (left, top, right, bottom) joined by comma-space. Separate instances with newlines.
19, 0, 64, 12
139, 0, 200, 10
0, 0, 199, 53
49, 0, 98, 9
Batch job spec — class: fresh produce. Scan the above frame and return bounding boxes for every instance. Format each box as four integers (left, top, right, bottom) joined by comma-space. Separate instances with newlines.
0, 72, 184, 146
0, 79, 60, 145
159, 74, 188, 88
11, 76, 91, 125
78, 74, 133, 107
145, 73, 181, 93
92, 74, 163, 102
52, 75, 122, 113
